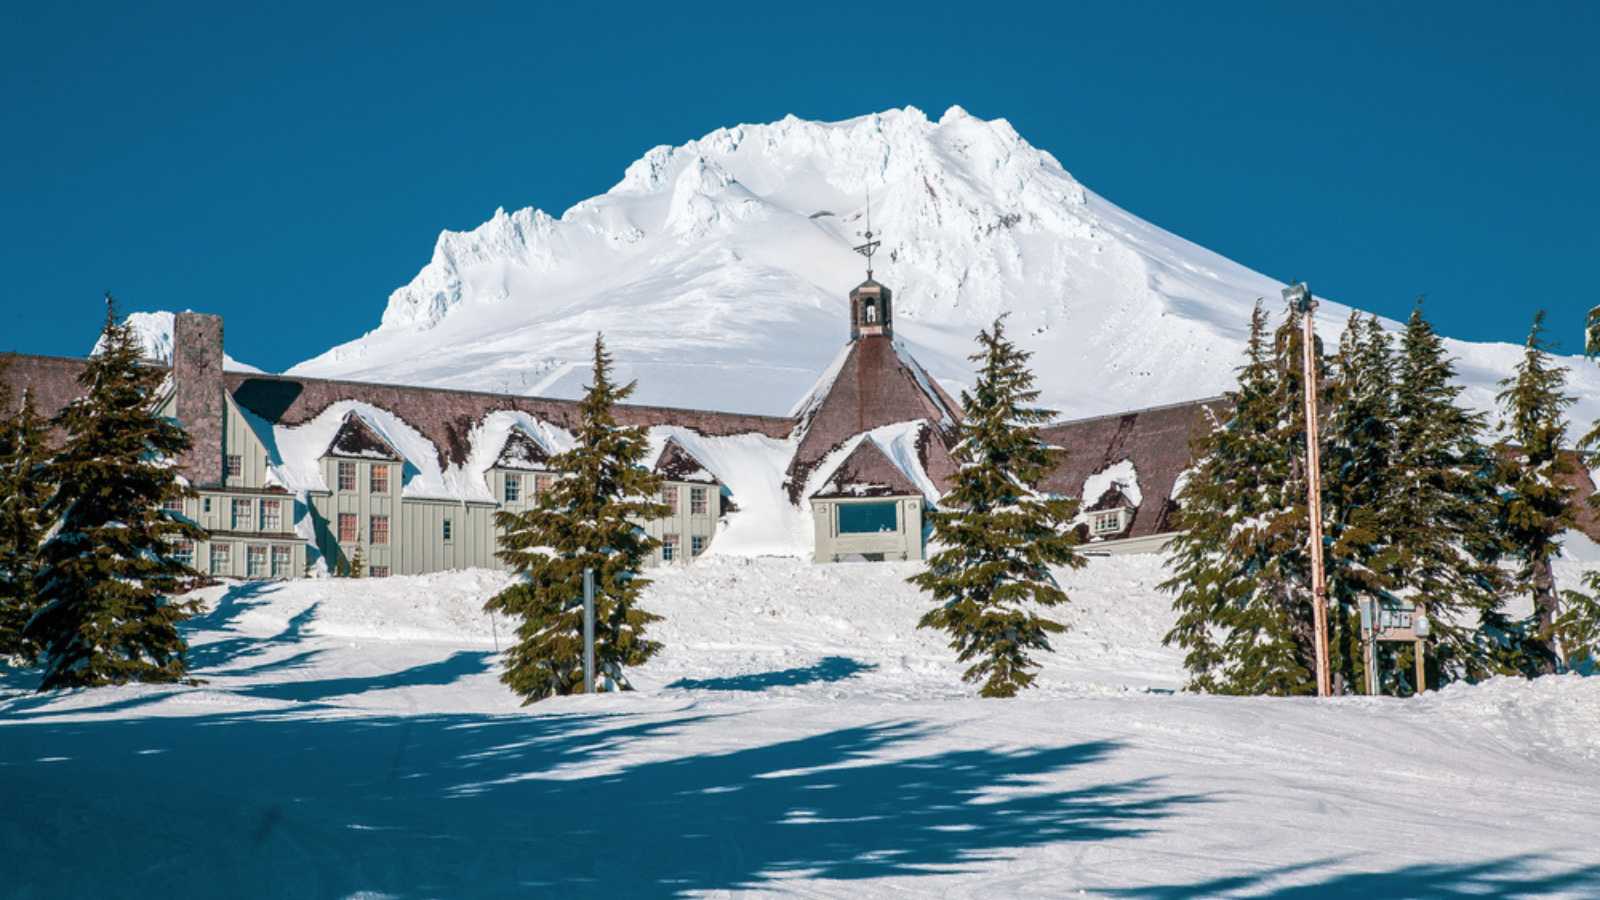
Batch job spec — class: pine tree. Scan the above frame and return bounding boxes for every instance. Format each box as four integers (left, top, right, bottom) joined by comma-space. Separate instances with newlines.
1387, 303, 1508, 684
909, 317, 1085, 698
25, 299, 205, 690
1493, 310, 1575, 675
0, 375, 52, 668
485, 335, 669, 703
1321, 313, 1397, 692
1162, 301, 1320, 696
1556, 572, 1600, 675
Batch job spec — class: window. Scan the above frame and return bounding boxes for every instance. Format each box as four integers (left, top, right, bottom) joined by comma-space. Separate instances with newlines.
370, 464, 389, 494
864, 301, 877, 324
534, 474, 555, 496
504, 473, 521, 503
225, 454, 242, 478
210, 543, 231, 576
662, 533, 679, 562
171, 539, 194, 567
260, 499, 282, 532
338, 513, 358, 543
370, 515, 390, 545
202, 497, 212, 514
232, 498, 253, 531
660, 485, 678, 514
837, 501, 899, 535
369, 566, 390, 578
271, 545, 291, 578
1091, 511, 1124, 536
691, 535, 706, 557
246, 545, 267, 578
337, 461, 356, 492
442, 518, 453, 543
690, 487, 708, 515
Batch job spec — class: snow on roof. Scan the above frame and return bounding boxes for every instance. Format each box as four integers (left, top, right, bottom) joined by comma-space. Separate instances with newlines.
649, 436, 719, 484
787, 341, 854, 420
644, 425, 804, 557
803, 420, 942, 504
468, 412, 574, 482
1082, 458, 1141, 509
891, 341, 958, 428
271, 401, 505, 502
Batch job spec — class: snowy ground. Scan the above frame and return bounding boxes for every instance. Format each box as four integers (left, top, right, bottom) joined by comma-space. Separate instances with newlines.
4, 553, 1599, 898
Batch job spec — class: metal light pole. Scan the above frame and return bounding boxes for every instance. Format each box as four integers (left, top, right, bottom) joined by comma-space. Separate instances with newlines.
582, 567, 596, 694
1286, 282, 1332, 698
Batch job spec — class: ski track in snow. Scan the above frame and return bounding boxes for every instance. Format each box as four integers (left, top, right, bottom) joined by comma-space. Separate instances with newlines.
3, 551, 1599, 897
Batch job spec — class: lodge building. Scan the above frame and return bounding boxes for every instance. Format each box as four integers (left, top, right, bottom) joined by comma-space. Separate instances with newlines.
1, 274, 1425, 578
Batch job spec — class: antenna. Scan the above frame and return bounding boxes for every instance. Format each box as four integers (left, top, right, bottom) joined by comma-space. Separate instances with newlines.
852, 187, 881, 280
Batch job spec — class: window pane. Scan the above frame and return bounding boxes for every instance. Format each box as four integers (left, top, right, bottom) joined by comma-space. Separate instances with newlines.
210, 544, 230, 576
837, 501, 898, 534
246, 545, 266, 577
260, 499, 282, 531
504, 474, 521, 503
662, 534, 678, 561
338, 513, 358, 543
690, 487, 707, 515
442, 518, 453, 542
226, 455, 242, 478
232, 498, 252, 530
661, 486, 677, 514
370, 465, 389, 493
271, 546, 291, 577
338, 461, 356, 492
691, 535, 706, 556
371, 515, 389, 545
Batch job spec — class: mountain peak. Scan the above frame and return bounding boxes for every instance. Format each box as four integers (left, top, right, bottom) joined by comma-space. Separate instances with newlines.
286, 108, 1600, 428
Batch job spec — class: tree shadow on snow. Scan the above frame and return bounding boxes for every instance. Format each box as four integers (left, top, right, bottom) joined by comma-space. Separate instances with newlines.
186, 582, 320, 676
667, 655, 877, 692
238, 650, 494, 703
1, 711, 1206, 898
1104, 855, 1600, 898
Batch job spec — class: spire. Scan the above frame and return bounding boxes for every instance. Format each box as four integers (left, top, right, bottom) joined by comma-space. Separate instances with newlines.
852, 188, 881, 281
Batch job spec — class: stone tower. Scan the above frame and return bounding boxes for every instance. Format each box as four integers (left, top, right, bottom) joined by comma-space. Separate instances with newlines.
173, 311, 225, 487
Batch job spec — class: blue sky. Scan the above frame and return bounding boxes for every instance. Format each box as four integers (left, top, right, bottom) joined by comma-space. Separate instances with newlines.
3, 1, 1596, 372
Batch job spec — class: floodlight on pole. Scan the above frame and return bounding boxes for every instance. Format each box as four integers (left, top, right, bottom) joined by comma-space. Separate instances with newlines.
1285, 281, 1333, 699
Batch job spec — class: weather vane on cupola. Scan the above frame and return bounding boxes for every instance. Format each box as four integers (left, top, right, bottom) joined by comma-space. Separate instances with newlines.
853, 188, 881, 281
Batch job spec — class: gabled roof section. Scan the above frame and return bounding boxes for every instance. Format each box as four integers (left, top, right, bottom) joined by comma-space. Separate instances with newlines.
787, 336, 962, 498
1085, 485, 1137, 513
809, 438, 924, 500
493, 426, 552, 471
325, 411, 404, 461
653, 436, 718, 484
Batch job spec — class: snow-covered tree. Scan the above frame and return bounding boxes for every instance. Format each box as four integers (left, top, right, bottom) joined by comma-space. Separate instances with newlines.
25, 300, 205, 690
0, 367, 52, 667
486, 335, 669, 703
910, 316, 1084, 698
1322, 312, 1398, 692
1384, 304, 1509, 684
1493, 311, 1575, 676
1162, 301, 1323, 696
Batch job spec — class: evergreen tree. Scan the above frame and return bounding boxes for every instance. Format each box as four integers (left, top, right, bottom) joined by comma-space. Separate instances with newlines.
1162, 301, 1321, 696
0, 376, 52, 667
25, 299, 205, 690
1387, 303, 1508, 684
485, 335, 669, 703
1556, 572, 1600, 675
1321, 313, 1398, 692
909, 316, 1084, 698
1493, 310, 1575, 675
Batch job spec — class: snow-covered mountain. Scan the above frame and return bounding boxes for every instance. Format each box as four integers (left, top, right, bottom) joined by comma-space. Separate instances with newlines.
93, 311, 262, 373
288, 106, 1600, 427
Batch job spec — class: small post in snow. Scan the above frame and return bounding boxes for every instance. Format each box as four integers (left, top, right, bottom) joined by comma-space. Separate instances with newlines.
1286, 282, 1332, 699
583, 567, 596, 694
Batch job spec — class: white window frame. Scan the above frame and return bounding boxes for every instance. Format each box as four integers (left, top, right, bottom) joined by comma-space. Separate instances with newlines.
270, 545, 291, 578
260, 499, 282, 532
337, 461, 356, 492
232, 498, 253, 531
504, 473, 521, 503
689, 487, 708, 515
210, 543, 231, 576
246, 544, 267, 578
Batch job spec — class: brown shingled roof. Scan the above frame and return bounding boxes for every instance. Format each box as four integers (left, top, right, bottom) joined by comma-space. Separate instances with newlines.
1039, 397, 1226, 540
787, 336, 960, 501
810, 438, 924, 500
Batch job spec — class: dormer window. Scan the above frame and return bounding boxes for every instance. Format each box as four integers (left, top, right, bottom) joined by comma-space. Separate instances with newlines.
864, 301, 878, 324
1090, 510, 1126, 536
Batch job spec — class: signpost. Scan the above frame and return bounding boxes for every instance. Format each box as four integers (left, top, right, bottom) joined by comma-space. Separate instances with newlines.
583, 568, 595, 694
1285, 282, 1332, 698
1359, 599, 1430, 695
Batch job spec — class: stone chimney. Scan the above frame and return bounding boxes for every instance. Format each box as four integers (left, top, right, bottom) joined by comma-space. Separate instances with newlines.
173, 312, 225, 487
